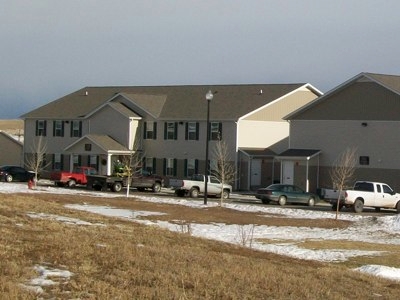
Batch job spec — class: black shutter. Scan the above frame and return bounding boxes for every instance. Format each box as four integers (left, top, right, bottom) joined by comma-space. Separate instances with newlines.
53, 121, 56, 136
70, 121, 73, 137
61, 121, 65, 137
218, 122, 222, 139
196, 122, 199, 140
173, 159, 177, 176
174, 122, 178, 140
60, 154, 64, 170
43, 121, 47, 136
164, 123, 167, 140
153, 158, 157, 173
79, 121, 82, 137
163, 158, 166, 175
185, 123, 188, 140
35, 120, 39, 136
195, 159, 199, 174
184, 159, 188, 176
143, 122, 147, 139
52, 154, 55, 169
153, 122, 157, 140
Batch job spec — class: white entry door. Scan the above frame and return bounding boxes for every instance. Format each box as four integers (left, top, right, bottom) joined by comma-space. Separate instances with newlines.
251, 159, 261, 187
282, 161, 294, 185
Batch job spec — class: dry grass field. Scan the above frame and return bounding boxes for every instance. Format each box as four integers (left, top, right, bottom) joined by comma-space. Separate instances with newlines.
1, 191, 400, 299
0, 119, 23, 133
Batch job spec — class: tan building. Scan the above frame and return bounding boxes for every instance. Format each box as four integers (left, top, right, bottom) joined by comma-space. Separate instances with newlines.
21, 84, 321, 190
0, 120, 24, 166
284, 72, 400, 192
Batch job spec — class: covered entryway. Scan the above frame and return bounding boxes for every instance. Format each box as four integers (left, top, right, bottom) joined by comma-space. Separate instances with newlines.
276, 149, 321, 192
238, 148, 278, 190
63, 134, 135, 175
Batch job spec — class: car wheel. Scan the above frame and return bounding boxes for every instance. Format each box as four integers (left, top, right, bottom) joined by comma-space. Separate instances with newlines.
190, 188, 199, 198
137, 187, 145, 192
222, 190, 230, 199
112, 182, 122, 192
68, 179, 76, 187
261, 198, 270, 204
5, 174, 13, 182
396, 201, 400, 214
375, 207, 381, 212
278, 195, 287, 206
152, 182, 161, 193
353, 199, 364, 213
93, 184, 102, 191
175, 190, 185, 197
308, 197, 315, 207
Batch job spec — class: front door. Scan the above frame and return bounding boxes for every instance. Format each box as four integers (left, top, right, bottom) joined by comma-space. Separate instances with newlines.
250, 159, 261, 189
282, 161, 294, 185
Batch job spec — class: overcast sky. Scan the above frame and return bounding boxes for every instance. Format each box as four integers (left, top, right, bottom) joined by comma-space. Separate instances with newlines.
1, 0, 400, 118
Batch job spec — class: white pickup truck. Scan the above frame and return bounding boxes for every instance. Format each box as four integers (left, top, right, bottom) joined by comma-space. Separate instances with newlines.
169, 174, 232, 199
344, 181, 400, 213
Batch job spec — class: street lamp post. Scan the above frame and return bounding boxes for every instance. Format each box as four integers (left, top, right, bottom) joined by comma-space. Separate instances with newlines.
204, 90, 213, 205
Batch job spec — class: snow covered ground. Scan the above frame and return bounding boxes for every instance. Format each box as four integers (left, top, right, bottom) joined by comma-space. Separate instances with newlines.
1, 181, 400, 283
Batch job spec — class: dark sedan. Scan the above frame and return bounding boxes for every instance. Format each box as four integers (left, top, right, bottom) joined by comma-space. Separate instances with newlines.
256, 184, 318, 206
0, 165, 36, 182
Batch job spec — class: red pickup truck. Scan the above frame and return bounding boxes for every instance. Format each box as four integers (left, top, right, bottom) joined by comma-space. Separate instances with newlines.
50, 166, 98, 187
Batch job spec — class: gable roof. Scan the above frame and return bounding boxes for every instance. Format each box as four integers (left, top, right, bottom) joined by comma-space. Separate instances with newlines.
21, 84, 320, 121
64, 134, 129, 153
285, 72, 400, 120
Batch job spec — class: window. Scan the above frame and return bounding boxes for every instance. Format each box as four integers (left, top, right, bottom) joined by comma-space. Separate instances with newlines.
89, 155, 98, 169
72, 155, 81, 168
185, 159, 198, 177
144, 122, 157, 140
164, 122, 178, 140
53, 120, 64, 137
185, 122, 199, 140
163, 158, 177, 176
383, 184, 394, 194
52, 153, 63, 170
35, 120, 47, 136
210, 122, 222, 140
85, 144, 92, 151
359, 156, 369, 165
144, 157, 156, 174
71, 121, 82, 137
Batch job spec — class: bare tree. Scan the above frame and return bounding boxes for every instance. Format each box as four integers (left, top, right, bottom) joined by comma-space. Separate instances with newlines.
330, 147, 357, 219
25, 136, 50, 188
120, 149, 144, 197
212, 136, 236, 206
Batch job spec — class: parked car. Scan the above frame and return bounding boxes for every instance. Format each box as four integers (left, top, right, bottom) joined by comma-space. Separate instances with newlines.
0, 165, 36, 182
256, 184, 318, 206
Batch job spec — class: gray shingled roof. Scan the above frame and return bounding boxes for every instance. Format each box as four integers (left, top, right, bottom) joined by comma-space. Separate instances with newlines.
21, 84, 311, 121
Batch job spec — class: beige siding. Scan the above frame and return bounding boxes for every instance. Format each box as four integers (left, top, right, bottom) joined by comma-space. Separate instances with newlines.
237, 120, 289, 151
244, 89, 318, 121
